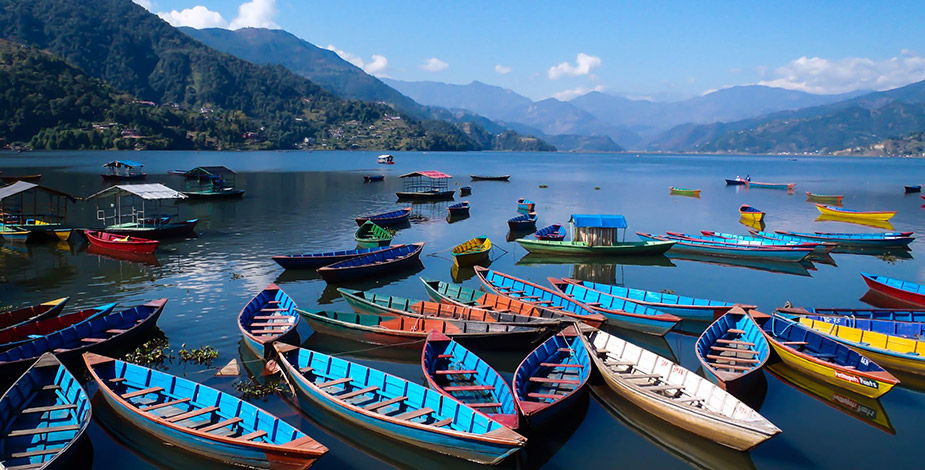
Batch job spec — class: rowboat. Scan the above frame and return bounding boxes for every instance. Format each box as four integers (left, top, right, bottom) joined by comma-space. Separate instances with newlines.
167, 169, 188, 176
755, 229, 914, 248
0, 299, 167, 375
806, 192, 845, 204
0, 297, 69, 331
459, 186, 472, 196
0, 229, 35, 243
700, 231, 834, 254
516, 198, 535, 213
507, 213, 537, 231
471, 175, 510, 181
274, 343, 525, 464
364, 175, 385, 183
101, 160, 146, 180
296, 309, 548, 350
516, 238, 675, 256
0, 302, 117, 351
446, 202, 470, 217
669, 187, 701, 197
637, 233, 812, 262
513, 325, 590, 428
316, 242, 424, 283
451, 236, 490, 267
797, 315, 925, 376
474, 267, 607, 327
53, 228, 74, 241
420, 278, 570, 323
904, 185, 921, 193
354, 221, 393, 248
0, 174, 42, 183
779, 306, 925, 323
755, 313, 897, 398
861, 272, 925, 307
337, 288, 559, 328
747, 181, 795, 190
84, 353, 327, 469
272, 245, 397, 269
182, 187, 246, 199
354, 207, 412, 227
738, 205, 764, 222
815, 204, 895, 221
582, 327, 780, 451
547, 278, 681, 336
85, 230, 159, 254
559, 278, 746, 321
0, 353, 91, 470
725, 178, 747, 186
534, 224, 565, 241
238, 284, 300, 359
422, 331, 520, 429
695, 308, 770, 391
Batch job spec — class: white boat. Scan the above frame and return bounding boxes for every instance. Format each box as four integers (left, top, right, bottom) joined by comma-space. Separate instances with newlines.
377, 154, 394, 164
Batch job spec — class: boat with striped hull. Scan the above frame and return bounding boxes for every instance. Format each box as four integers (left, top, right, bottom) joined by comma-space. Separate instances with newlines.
695, 308, 770, 392
317, 243, 424, 283
514, 326, 590, 429
547, 278, 680, 336
0, 302, 117, 351
420, 279, 570, 323
0, 297, 69, 331
638, 232, 812, 262
861, 272, 925, 307
753, 230, 914, 248
797, 316, 925, 376
815, 204, 896, 221
354, 207, 411, 227
272, 245, 397, 270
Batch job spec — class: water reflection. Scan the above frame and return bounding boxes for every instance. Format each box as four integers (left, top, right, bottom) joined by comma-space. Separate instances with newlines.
313, 266, 425, 304
815, 215, 895, 231
860, 289, 923, 309
86, 244, 160, 266
667, 253, 815, 277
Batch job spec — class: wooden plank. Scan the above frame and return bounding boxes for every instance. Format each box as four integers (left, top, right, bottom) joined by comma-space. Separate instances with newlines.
443, 385, 494, 392
527, 392, 564, 400
364, 396, 407, 411
541, 363, 584, 368
106, 329, 127, 334
250, 330, 283, 335
249, 322, 289, 328
706, 354, 759, 364
252, 315, 283, 320
432, 418, 454, 427
394, 407, 433, 421
641, 384, 682, 392
5, 462, 50, 470
467, 402, 502, 408
259, 308, 288, 312
122, 387, 164, 400
318, 378, 353, 389
239, 430, 267, 441
142, 397, 191, 412
782, 341, 809, 345
197, 417, 243, 433
298, 366, 313, 374
675, 397, 703, 404
436, 354, 453, 359
10, 447, 62, 458
710, 363, 751, 371
727, 329, 746, 334
716, 338, 755, 347
41, 385, 61, 391
622, 374, 663, 380
80, 337, 105, 343
529, 377, 580, 385
337, 386, 378, 400
109, 377, 126, 383
434, 369, 477, 375
22, 404, 77, 414
557, 348, 575, 353
8, 424, 80, 437
710, 345, 760, 355
166, 406, 219, 423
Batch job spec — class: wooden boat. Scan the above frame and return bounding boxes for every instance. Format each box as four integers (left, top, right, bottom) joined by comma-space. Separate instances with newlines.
638, 233, 811, 262
337, 288, 559, 328
0, 297, 69, 331
534, 224, 565, 241
272, 245, 397, 270
781, 309, 925, 341
806, 192, 845, 204
420, 279, 570, 323
377, 154, 394, 164
547, 278, 681, 336
669, 187, 701, 197
581, 327, 780, 451
517, 237, 675, 256
780, 306, 925, 323
861, 272, 925, 307
0, 174, 42, 183
422, 331, 520, 429
700, 231, 834, 254
238, 284, 300, 359
0, 353, 91, 470
513, 325, 590, 428
167, 169, 188, 176
797, 315, 925, 376
0, 229, 35, 243
317, 242, 424, 283
738, 205, 764, 222
474, 267, 607, 327
84, 352, 327, 469
274, 343, 525, 464
446, 202, 470, 216
507, 213, 537, 231
364, 175, 385, 183
755, 313, 897, 398
695, 308, 770, 391
459, 186, 472, 196
757, 229, 914, 248
470, 175, 510, 181
747, 181, 795, 190
0, 302, 117, 351
904, 185, 921, 193
724, 177, 747, 186
0, 299, 166, 375
85, 230, 159, 254
451, 236, 490, 266
815, 204, 895, 221
516, 198, 535, 213
182, 187, 246, 199
354, 207, 411, 227
354, 221, 393, 248
102, 218, 198, 239
559, 278, 745, 321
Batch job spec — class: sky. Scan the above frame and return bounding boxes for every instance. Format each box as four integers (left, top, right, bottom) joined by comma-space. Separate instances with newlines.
136, 0, 925, 102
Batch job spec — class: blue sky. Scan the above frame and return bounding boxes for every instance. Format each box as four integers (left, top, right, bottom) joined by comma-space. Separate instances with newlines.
138, 0, 925, 101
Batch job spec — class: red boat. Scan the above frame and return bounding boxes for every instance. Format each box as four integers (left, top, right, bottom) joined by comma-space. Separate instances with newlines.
84, 230, 159, 254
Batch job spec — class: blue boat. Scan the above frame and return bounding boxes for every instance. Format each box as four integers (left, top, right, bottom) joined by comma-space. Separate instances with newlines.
355, 207, 412, 227
782, 307, 925, 324
696, 309, 770, 392
701, 230, 834, 254
363, 175, 385, 183
0, 297, 69, 331
0, 302, 117, 351
273, 343, 526, 465
516, 198, 535, 214
0, 353, 91, 470
905, 185, 921, 193
637, 232, 812, 262
861, 272, 925, 307
534, 224, 566, 241
460, 186, 472, 196
474, 267, 607, 326
447, 201, 470, 216
84, 353, 327, 469
785, 313, 925, 341
547, 278, 681, 336
507, 213, 537, 232
0, 300, 167, 376
238, 284, 299, 359
513, 325, 590, 428
271, 245, 398, 270
422, 331, 520, 430
317, 242, 425, 283
755, 230, 914, 248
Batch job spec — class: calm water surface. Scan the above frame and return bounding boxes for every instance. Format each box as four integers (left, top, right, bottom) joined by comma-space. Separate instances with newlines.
1, 150, 924, 469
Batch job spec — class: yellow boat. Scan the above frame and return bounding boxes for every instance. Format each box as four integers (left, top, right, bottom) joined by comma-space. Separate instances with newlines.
738, 205, 764, 223
53, 228, 74, 241
450, 236, 491, 266
815, 204, 895, 222
799, 317, 925, 376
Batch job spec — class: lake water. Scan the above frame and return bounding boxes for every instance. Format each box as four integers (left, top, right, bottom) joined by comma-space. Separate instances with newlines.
1, 150, 924, 469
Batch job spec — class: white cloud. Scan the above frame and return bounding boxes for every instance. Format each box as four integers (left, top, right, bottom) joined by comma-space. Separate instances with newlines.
365, 55, 389, 75
229, 0, 278, 29
551, 85, 607, 101
158, 6, 228, 29
133, 0, 153, 10
495, 64, 512, 75
420, 58, 449, 72
757, 50, 925, 94
547, 53, 601, 80
325, 45, 389, 76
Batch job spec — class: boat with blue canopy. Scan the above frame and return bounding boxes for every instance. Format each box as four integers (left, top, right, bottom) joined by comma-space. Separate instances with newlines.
317, 243, 424, 283
695, 308, 770, 392
181, 166, 245, 199
547, 278, 681, 336
238, 284, 299, 359
272, 245, 397, 270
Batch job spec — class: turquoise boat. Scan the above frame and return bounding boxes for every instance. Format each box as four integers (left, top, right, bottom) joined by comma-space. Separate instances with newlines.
639, 232, 813, 262
700, 230, 834, 254
474, 267, 607, 326
0, 353, 91, 470
861, 272, 925, 307
84, 353, 327, 469
237, 284, 300, 359
565, 278, 745, 321
273, 343, 526, 465
695, 309, 770, 392
547, 278, 681, 336
753, 230, 914, 248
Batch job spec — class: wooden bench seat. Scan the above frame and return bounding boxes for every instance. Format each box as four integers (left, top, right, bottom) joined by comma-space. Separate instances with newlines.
197, 417, 243, 433
259, 308, 288, 312
710, 363, 751, 371
622, 373, 663, 380
435, 369, 477, 375
394, 408, 433, 421
443, 385, 494, 392
782, 341, 809, 346
466, 402, 502, 408
10, 447, 63, 459
727, 329, 746, 334
675, 397, 703, 404
710, 345, 759, 354
249, 322, 289, 328
80, 337, 105, 343
364, 396, 407, 411
716, 338, 755, 347
318, 378, 352, 389
528, 377, 580, 385
706, 354, 758, 364
166, 406, 219, 423
432, 418, 454, 427
338, 386, 378, 400
239, 430, 266, 441
641, 384, 682, 392
122, 387, 164, 400
527, 392, 564, 400
436, 354, 453, 359
22, 404, 77, 414
540, 363, 584, 368
142, 397, 191, 411
252, 315, 284, 320
557, 348, 575, 353
8, 424, 80, 437
106, 329, 127, 334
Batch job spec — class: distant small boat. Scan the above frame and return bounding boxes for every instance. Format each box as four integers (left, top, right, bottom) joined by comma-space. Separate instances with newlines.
516, 198, 535, 213
101, 160, 146, 180
806, 192, 845, 204
355, 207, 412, 227
317, 243, 425, 282
747, 181, 795, 190
364, 175, 385, 183
238, 284, 300, 359
354, 220, 393, 248
272, 245, 396, 269
85, 230, 159, 254
861, 272, 925, 307
471, 175, 510, 181
377, 154, 394, 164
447, 201, 470, 216
451, 236, 491, 267
535, 224, 565, 241
815, 204, 896, 221
0, 174, 42, 183
459, 186, 472, 196
725, 178, 747, 186
167, 169, 188, 176
669, 187, 701, 197
696, 308, 770, 392
0, 297, 69, 331
507, 213, 537, 231
904, 185, 921, 193
738, 204, 765, 222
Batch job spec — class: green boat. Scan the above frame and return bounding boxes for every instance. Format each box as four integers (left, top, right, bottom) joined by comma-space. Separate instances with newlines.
515, 238, 676, 256
354, 220, 393, 248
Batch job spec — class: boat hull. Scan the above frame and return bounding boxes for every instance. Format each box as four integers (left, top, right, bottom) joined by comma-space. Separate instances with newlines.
766, 337, 894, 398
816, 204, 895, 221
103, 219, 198, 239
355, 208, 411, 227
182, 189, 246, 199
516, 239, 674, 256
317, 243, 424, 283
395, 190, 455, 200
862, 273, 925, 307
85, 230, 158, 254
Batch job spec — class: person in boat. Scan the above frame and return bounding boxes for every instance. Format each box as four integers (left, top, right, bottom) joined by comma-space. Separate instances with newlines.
746, 174, 751, 182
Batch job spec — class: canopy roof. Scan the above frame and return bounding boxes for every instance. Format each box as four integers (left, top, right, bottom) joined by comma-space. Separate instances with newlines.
0, 181, 77, 202
399, 171, 452, 179
186, 166, 236, 176
102, 160, 143, 168
569, 214, 627, 229
87, 183, 187, 200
